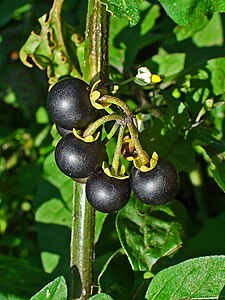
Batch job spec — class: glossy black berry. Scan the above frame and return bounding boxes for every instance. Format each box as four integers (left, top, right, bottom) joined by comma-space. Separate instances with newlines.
56, 124, 72, 137
130, 159, 179, 205
47, 77, 98, 129
55, 133, 105, 179
86, 170, 131, 213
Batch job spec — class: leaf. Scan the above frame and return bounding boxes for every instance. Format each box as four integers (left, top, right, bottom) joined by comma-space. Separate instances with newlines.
19, 1, 80, 83
109, 4, 161, 71
0, 293, 26, 300
95, 211, 108, 243
208, 154, 225, 192
34, 151, 72, 275
30, 276, 67, 300
158, 0, 225, 26
188, 127, 225, 192
89, 293, 114, 299
140, 118, 195, 172
146, 255, 225, 299
207, 57, 225, 96
0, 254, 51, 298
187, 211, 225, 256
116, 196, 186, 271
99, 0, 140, 26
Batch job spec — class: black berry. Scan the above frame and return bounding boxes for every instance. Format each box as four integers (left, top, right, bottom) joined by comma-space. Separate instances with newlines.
86, 170, 131, 213
55, 133, 105, 179
130, 159, 179, 205
47, 77, 98, 129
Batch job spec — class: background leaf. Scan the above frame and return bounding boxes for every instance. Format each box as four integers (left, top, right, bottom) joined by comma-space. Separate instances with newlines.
116, 196, 186, 271
0, 254, 51, 299
158, 0, 225, 25
146, 255, 225, 300
34, 151, 72, 277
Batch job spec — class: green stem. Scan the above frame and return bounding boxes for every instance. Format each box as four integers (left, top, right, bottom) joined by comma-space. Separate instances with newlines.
83, 0, 109, 83
97, 95, 134, 116
70, 183, 95, 299
111, 124, 126, 175
107, 122, 119, 139
98, 95, 149, 166
126, 120, 149, 166
83, 114, 124, 138
70, 0, 109, 299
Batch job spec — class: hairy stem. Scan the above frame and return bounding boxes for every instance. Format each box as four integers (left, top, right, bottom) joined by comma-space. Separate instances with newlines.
112, 124, 126, 175
70, 0, 109, 299
126, 120, 149, 166
97, 94, 134, 116
83, 114, 123, 138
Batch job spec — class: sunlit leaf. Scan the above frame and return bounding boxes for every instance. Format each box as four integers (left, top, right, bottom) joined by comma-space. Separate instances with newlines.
19, 1, 80, 83
158, 0, 225, 25
116, 196, 186, 271
146, 255, 225, 299
99, 0, 140, 26
89, 293, 114, 299
30, 276, 67, 300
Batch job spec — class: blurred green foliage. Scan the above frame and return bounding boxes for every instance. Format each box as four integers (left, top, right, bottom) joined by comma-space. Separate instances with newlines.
0, 0, 225, 299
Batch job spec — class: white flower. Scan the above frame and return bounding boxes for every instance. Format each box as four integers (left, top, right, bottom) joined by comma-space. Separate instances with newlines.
134, 67, 162, 86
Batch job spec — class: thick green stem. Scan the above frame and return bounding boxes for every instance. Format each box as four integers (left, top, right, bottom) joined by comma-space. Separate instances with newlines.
83, 0, 109, 83
70, 183, 95, 299
70, 0, 109, 299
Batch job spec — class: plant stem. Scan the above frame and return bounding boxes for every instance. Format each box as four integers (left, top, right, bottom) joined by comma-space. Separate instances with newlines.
70, 0, 109, 299
111, 124, 126, 175
83, 0, 109, 83
83, 113, 123, 138
70, 183, 95, 299
97, 94, 134, 116
97, 95, 149, 166
126, 120, 149, 166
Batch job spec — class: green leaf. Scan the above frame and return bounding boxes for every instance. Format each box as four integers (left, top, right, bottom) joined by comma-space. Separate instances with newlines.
187, 211, 225, 256
0, 254, 51, 298
109, 3, 161, 71
188, 127, 225, 191
30, 276, 67, 300
0, 293, 26, 300
99, 0, 140, 26
19, 2, 80, 82
146, 255, 225, 299
158, 0, 225, 26
89, 293, 114, 299
140, 118, 195, 172
207, 57, 225, 96
34, 151, 72, 275
95, 211, 107, 243
116, 196, 186, 271
208, 154, 225, 192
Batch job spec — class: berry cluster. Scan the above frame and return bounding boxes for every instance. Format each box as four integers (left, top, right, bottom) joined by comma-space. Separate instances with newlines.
47, 77, 179, 213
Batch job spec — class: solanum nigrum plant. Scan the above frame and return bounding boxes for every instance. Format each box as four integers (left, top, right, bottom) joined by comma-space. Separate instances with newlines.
55, 133, 105, 179
86, 169, 131, 213
47, 77, 99, 129
18, 0, 225, 298
130, 159, 180, 205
